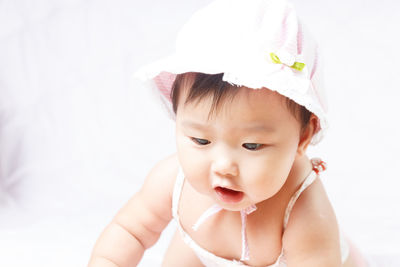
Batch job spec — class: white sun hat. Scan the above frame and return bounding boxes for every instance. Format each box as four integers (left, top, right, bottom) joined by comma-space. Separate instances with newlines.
134, 0, 328, 144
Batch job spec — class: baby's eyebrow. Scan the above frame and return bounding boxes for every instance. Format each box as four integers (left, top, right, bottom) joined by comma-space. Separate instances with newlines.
181, 121, 275, 133
239, 124, 276, 133
182, 121, 211, 130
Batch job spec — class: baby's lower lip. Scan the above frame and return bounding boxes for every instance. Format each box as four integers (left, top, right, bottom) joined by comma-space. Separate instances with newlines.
214, 187, 244, 203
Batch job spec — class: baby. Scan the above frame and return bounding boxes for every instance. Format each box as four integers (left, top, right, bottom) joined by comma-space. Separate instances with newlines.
88, 0, 367, 266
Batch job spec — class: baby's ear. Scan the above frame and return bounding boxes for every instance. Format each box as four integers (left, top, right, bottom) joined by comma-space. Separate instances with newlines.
297, 114, 318, 156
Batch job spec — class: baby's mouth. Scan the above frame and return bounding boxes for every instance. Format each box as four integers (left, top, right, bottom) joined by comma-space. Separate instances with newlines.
214, 186, 244, 203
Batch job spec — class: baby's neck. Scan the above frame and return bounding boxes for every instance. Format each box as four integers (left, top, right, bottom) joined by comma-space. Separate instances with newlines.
288, 154, 313, 184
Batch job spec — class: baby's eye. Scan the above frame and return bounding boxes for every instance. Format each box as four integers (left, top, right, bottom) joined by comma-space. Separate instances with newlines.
191, 137, 211, 145
242, 143, 263, 151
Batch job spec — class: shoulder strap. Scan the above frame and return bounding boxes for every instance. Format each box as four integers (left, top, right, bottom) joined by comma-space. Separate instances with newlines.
283, 158, 326, 230
282, 170, 317, 230
172, 166, 185, 219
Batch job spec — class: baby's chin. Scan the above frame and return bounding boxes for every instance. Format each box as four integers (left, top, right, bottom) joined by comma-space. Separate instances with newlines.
214, 197, 256, 212
216, 193, 279, 212
209, 187, 273, 211
190, 182, 267, 211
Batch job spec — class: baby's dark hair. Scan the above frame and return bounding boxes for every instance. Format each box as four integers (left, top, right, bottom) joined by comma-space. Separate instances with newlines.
170, 72, 312, 132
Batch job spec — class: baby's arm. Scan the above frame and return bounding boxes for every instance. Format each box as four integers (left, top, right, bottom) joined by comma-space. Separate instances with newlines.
282, 179, 342, 267
88, 154, 179, 267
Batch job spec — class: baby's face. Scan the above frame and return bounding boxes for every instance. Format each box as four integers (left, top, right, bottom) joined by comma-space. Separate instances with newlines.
175, 87, 303, 211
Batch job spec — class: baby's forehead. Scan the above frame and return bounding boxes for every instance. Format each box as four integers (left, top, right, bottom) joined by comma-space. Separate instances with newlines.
180, 86, 292, 120
178, 89, 302, 137
179, 84, 285, 109
172, 73, 299, 125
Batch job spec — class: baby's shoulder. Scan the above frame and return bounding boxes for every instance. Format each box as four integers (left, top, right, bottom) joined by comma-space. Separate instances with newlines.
144, 153, 179, 190
139, 153, 179, 207
149, 153, 179, 177
282, 178, 340, 260
290, 177, 336, 218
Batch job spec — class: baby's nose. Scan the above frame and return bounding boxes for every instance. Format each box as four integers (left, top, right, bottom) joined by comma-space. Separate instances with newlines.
211, 157, 239, 178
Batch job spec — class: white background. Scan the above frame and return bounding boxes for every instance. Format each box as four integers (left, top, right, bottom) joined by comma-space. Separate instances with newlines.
0, 0, 399, 266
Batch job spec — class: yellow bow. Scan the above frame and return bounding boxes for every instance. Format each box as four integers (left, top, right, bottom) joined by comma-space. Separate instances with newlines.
270, 52, 305, 71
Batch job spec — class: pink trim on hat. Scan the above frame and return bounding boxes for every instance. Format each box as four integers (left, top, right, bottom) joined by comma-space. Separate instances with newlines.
154, 71, 176, 102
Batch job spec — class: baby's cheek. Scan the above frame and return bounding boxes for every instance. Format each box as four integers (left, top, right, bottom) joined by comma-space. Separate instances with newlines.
242, 164, 285, 199
180, 154, 210, 191
256, 176, 283, 199
186, 172, 210, 195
